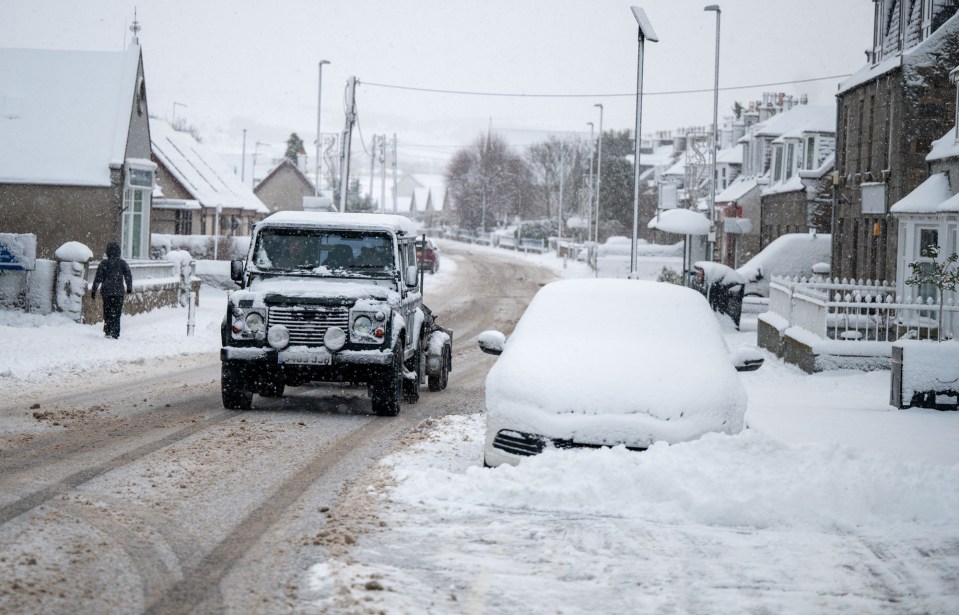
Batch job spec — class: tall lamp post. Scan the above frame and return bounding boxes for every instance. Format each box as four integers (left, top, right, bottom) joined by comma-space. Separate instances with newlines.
629, 6, 658, 278
705, 5, 721, 262
594, 103, 604, 247
587, 121, 594, 243
315, 60, 331, 196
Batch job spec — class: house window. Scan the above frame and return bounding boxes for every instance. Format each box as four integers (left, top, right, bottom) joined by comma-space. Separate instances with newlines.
785, 143, 795, 180
921, 0, 933, 39
805, 136, 816, 169
873, 1, 884, 62
174, 210, 192, 235
122, 188, 145, 259
773, 146, 784, 182
916, 228, 940, 304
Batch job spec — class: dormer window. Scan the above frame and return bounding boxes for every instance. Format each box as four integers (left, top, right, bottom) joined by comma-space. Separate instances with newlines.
785, 143, 795, 180
773, 145, 784, 182
805, 136, 816, 169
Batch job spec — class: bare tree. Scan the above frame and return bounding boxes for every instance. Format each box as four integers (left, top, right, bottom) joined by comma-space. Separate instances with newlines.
445, 133, 533, 231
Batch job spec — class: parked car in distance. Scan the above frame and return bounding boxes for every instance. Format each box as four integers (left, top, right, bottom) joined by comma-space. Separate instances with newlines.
478, 279, 759, 468
416, 238, 440, 274
736, 232, 832, 297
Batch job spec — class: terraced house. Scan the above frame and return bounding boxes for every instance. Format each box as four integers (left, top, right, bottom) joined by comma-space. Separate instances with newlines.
832, 0, 959, 284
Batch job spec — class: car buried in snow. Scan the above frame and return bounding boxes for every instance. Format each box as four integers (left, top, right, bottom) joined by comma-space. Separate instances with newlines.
478, 279, 761, 467
220, 211, 452, 415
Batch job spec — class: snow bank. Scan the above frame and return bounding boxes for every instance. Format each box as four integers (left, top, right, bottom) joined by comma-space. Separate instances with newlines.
385, 415, 959, 532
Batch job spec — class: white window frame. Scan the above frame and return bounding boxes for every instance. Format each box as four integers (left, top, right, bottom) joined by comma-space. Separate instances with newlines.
921, 0, 934, 39
773, 145, 784, 182
805, 136, 816, 169
785, 143, 795, 180
121, 160, 156, 259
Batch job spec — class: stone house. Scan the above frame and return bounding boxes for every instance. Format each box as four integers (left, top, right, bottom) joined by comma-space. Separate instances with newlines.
832, 1, 959, 284
714, 94, 804, 266
0, 41, 155, 260
890, 63, 959, 305
757, 103, 836, 248
151, 117, 268, 238
253, 158, 316, 214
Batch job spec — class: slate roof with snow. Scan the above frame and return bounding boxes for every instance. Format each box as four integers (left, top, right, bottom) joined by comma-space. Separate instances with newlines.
716, 176, 759, 203
151, 118, 268, 214
753, 104, 835, 139
890, 172, 959, 214
0, 45, 141, 186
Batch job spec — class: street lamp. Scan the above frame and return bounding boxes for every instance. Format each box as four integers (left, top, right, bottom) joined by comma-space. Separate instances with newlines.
594, 103, 604, 248
315, 60, 331, 196
705, 5, 721, 262
587, 121, 594, 244
629, 6, 658, 278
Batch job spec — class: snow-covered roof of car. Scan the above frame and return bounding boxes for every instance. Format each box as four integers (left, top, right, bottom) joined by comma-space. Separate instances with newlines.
256, 211, 419, 236
485, 279, 746, 442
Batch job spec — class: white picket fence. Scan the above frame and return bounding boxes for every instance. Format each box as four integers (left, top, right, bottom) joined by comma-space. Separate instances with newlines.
768, 275, 958, 342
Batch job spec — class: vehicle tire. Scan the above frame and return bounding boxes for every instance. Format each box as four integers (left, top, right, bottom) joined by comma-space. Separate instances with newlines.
221, 362, 253, 410
428, 344, 450, 392
403, 338, 424, 404
371, 346, 403, 417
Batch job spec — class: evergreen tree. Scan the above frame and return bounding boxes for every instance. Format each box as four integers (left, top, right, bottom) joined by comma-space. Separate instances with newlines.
285, 133, 305, 165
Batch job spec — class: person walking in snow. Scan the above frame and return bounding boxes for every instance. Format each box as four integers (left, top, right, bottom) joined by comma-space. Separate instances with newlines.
91, 242, 133, 339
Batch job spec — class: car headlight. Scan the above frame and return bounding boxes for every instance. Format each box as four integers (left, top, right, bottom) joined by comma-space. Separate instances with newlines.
267, 324, 290, 350
246, 312, 265, 333
324, 326, 347, 352
353, 315, 373, 336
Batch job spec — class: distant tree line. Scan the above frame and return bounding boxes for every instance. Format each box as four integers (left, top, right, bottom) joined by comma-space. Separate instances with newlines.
444, 129, 638, 241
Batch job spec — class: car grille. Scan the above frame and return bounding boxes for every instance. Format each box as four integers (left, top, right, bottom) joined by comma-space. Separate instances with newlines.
493, 429, 648, 457
268, 306, 349, 346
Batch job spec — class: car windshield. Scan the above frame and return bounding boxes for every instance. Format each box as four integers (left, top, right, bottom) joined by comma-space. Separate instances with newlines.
252, 229, 395, 275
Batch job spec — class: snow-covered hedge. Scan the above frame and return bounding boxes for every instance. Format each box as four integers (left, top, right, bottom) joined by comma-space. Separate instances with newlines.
151, 234, 250, 261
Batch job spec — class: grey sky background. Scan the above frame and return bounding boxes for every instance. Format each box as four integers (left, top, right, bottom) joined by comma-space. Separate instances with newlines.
3, 0, 874, 174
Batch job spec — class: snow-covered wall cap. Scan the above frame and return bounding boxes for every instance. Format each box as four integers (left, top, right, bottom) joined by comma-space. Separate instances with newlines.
257, 211, 419, 236
647, 208, 710, 235
54, 241, 93, 263
890, 173, 952, 214
0, 45, 140, 186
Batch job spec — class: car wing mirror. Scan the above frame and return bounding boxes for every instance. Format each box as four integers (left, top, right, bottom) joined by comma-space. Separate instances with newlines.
731, 346, 764, 372
478, 330, 506, 356
230, 260, 245, 284
405, 265, 418, 287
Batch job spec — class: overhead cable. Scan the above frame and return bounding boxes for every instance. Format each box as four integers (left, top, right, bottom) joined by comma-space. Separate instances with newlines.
360, 74, 853, 98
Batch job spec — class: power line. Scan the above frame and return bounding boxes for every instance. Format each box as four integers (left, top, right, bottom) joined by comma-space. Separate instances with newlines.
360, 74, 852, 99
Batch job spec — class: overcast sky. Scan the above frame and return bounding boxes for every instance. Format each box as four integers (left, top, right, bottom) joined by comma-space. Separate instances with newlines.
3, 0, 874, 174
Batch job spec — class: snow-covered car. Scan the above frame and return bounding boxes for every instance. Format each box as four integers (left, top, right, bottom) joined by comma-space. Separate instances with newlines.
737, 233, 832, 297
478, 279, 754, 467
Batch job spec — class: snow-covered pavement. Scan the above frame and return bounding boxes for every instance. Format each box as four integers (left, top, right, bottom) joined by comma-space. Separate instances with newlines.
1, 246, 958, 613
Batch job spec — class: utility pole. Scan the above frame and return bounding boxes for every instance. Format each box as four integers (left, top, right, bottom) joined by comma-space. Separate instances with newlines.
587, 122, 594, 243
379, 135, 386, 215
338, 77, 357, 213
391, 134, 398, 215
315, 60, 330, 195
241, 129, 247, 182
369, 135, 376, 208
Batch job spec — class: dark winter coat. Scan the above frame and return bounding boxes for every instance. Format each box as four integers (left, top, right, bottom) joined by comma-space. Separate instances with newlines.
92, 243, 133, 297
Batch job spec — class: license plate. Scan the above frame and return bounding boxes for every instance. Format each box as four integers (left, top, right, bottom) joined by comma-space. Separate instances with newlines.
278, 349, 332, 365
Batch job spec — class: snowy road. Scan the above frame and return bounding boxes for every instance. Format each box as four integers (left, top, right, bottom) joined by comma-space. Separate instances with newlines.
0, 242, 558, 614
2, 243, 958, 614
